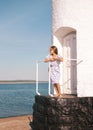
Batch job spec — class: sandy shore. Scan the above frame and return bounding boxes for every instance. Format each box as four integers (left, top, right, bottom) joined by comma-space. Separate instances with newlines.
0, 115, 32, 130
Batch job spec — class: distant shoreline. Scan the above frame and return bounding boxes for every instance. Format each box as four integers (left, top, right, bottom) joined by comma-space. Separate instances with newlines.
0, 80, 48, 84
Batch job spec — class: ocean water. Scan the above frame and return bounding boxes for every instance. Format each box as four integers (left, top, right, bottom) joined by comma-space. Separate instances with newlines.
0, 83, 49, 118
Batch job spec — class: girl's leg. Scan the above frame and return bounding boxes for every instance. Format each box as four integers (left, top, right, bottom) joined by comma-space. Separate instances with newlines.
54, 83, 61, 97
54, 84, 59, 96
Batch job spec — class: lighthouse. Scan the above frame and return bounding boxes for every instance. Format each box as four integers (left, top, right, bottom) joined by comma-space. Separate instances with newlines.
31, 1, 93, 130
52, 0, 93, 97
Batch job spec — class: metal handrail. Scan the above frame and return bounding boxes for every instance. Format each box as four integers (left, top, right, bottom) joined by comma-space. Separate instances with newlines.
36, 61, 40, 95
36, 58, 83, 96
36, 61, 53, 96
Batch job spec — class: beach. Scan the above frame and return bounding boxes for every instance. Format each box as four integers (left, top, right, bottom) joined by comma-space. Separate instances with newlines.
0, 115, 32, 130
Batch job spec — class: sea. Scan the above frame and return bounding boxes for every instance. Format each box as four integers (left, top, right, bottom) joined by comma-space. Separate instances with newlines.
0, 83, 50, 118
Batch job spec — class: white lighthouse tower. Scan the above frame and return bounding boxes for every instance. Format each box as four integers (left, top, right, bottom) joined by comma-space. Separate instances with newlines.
32, 1, 93, 129
52, 0, 93, 97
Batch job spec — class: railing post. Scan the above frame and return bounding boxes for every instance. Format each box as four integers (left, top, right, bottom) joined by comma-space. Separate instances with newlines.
35, 59, 82, 96
48, 62, 53, 96
36, 61, 53, 96
36, 61, 40, 95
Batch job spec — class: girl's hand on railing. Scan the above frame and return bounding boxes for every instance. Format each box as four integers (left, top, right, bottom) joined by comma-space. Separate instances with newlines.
44, 58, 52, 62
44, 59, 49, 62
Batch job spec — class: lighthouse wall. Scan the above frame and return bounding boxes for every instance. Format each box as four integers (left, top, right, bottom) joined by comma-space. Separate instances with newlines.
52, 0, 93, 97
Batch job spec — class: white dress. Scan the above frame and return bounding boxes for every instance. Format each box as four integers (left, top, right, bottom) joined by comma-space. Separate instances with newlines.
47, 55, 62, 84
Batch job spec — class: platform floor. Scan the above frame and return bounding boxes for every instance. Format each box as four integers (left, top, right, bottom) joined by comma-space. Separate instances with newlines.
53, 94, 77, 98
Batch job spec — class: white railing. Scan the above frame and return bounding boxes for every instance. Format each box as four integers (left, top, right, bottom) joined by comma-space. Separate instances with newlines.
36, 61, 53, 96
36, 58, 83, 96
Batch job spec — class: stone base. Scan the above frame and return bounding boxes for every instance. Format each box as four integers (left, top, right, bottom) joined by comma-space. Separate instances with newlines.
31, 95, 93, 130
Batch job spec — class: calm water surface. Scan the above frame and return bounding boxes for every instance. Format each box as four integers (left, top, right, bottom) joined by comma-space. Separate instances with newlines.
0, 83, 48, 118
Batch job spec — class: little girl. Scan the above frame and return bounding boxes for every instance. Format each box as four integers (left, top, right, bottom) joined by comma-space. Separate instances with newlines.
44, 46, 63, 97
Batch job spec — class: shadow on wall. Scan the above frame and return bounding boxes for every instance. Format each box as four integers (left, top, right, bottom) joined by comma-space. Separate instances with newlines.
54, 27, 77, 95
54, 26, 76, 43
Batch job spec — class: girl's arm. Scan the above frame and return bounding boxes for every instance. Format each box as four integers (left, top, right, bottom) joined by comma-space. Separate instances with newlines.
44, 57, 54, 62
44, 58, 50, 62
44, 57, 63, 62
56, 56, 64, 62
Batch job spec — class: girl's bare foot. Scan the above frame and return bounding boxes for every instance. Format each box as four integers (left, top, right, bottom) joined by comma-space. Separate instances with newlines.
58, 94, 63, 98
53, 94, 59, 97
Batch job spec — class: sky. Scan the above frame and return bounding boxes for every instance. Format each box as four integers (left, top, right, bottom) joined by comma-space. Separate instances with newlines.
0, 0, 52, 81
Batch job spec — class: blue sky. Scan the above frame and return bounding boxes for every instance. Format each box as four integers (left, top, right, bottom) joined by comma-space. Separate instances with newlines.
0, 0, 51, 81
